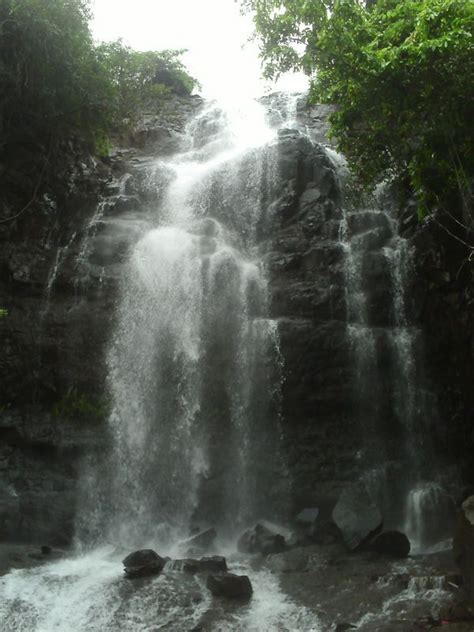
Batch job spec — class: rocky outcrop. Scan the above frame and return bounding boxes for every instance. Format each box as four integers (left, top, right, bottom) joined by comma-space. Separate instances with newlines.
122, 549, 166, 578
237, 523, 286, 556
206, 572, 253, 599
332, 483, 383, 551
0, 95, 203, 544
454, 495, 474, 602
371, 531, 411, 558
1, 91, 472, 547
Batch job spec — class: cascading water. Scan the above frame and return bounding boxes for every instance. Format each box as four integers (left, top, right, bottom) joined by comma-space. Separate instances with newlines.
0, 96, 323, 631
335, 169, 452, 550
78, 100, 288, 550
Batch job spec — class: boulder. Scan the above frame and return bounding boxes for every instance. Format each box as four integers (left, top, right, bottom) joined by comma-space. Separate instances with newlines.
206, 572, 253, 599
237, 523, 286, 556
199, 556, 228, 572
295, 507, 320, 537
454, 495, 474, 602
371, 531, 411, 558
122, 549, 166, 578
332, 483, 383, 550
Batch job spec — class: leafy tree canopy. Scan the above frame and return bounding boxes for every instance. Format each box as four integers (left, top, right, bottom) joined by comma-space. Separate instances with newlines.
0, 0, 197, 156
243, 0, 474, 221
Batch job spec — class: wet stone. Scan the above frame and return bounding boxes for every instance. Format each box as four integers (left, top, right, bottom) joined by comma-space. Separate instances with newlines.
122, 549, 166, 579
238, 523, 286, 556
206, 572, 253, 600
371, 531, 411, 558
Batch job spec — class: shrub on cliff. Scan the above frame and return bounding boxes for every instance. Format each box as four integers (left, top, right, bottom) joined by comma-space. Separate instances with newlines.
96, 40, 198, 129
243, 0, 474, 226
0, 0, 197, 221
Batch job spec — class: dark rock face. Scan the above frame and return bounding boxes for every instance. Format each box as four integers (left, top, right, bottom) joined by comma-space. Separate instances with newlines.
295, 508, 320, 539
0, 91, 472, 547
371, 531, 411, 558
237, 523, 286, 556
206, 572, 253, 599
0, 95, 203, 545
122, 549, 166, 578
454, 496, 474, 602
332, 483, 383, 551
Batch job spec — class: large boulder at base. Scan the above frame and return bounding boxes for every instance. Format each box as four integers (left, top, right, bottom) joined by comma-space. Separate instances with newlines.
122, 549, 166, 578
332, 483, 383, 551
371, 531, 411, 558
237, 523, 286, 556
206, 572, 253, 599
454, 495, 474, 602
182, 528, 217, 553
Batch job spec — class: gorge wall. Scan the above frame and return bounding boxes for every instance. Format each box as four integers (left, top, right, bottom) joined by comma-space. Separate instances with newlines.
0, 93, 472, 545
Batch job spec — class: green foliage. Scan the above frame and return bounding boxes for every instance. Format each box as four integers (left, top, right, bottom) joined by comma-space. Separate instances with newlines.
96, 40, 198, 129
0, 0, 109, 153
244, 0, 474, 217
0, 309, 8, 318
0, 0, 197, 169
51, 388, 109, 423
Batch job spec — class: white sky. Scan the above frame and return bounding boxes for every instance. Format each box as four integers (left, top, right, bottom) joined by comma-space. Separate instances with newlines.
91, 0, 307, 100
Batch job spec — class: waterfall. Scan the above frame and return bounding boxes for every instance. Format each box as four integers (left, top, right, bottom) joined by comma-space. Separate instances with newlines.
335, 169, 451, 550
76, 99, 289, 550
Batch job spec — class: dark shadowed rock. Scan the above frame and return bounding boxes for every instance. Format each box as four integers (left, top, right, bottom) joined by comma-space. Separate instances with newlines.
332, 483, 383, 551
206, 572, 253, 599
296, 507, 320, 537
238, 523, 286, 556
122, 549, 166, 578
454, 495, 474, 602
199, 556, 228, 572
371, 531, 410, 558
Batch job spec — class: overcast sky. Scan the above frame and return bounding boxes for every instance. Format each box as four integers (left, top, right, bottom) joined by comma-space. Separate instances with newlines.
91, 0, 307, 100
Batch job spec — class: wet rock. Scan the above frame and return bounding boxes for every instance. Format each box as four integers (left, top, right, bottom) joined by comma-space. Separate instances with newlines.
335, 624, 358, 631
122, 549, 166, 578
199, 556, 228, 572
371, 531, 410, 558
168, 555, 227, 574
332, 482, 383, 551
168, 558, 201, 574
206, 572, 253, 599
454, 495, 474, 602
237, 523, 286, 556
296, 507, 320, 537
182, 527, 217, 553
440, 600, 474, 622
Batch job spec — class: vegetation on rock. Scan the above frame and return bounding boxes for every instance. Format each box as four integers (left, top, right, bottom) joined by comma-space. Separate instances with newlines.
0, 0, 197, 221
243, 0, 474, 238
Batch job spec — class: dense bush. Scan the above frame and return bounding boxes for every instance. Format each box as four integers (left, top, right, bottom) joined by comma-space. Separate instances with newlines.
96, 40, 197, 129
0, 0, 197, 220
244, 0, 474, 225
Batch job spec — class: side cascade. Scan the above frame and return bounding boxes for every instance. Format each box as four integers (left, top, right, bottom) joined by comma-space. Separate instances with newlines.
333, 161, 453, 551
